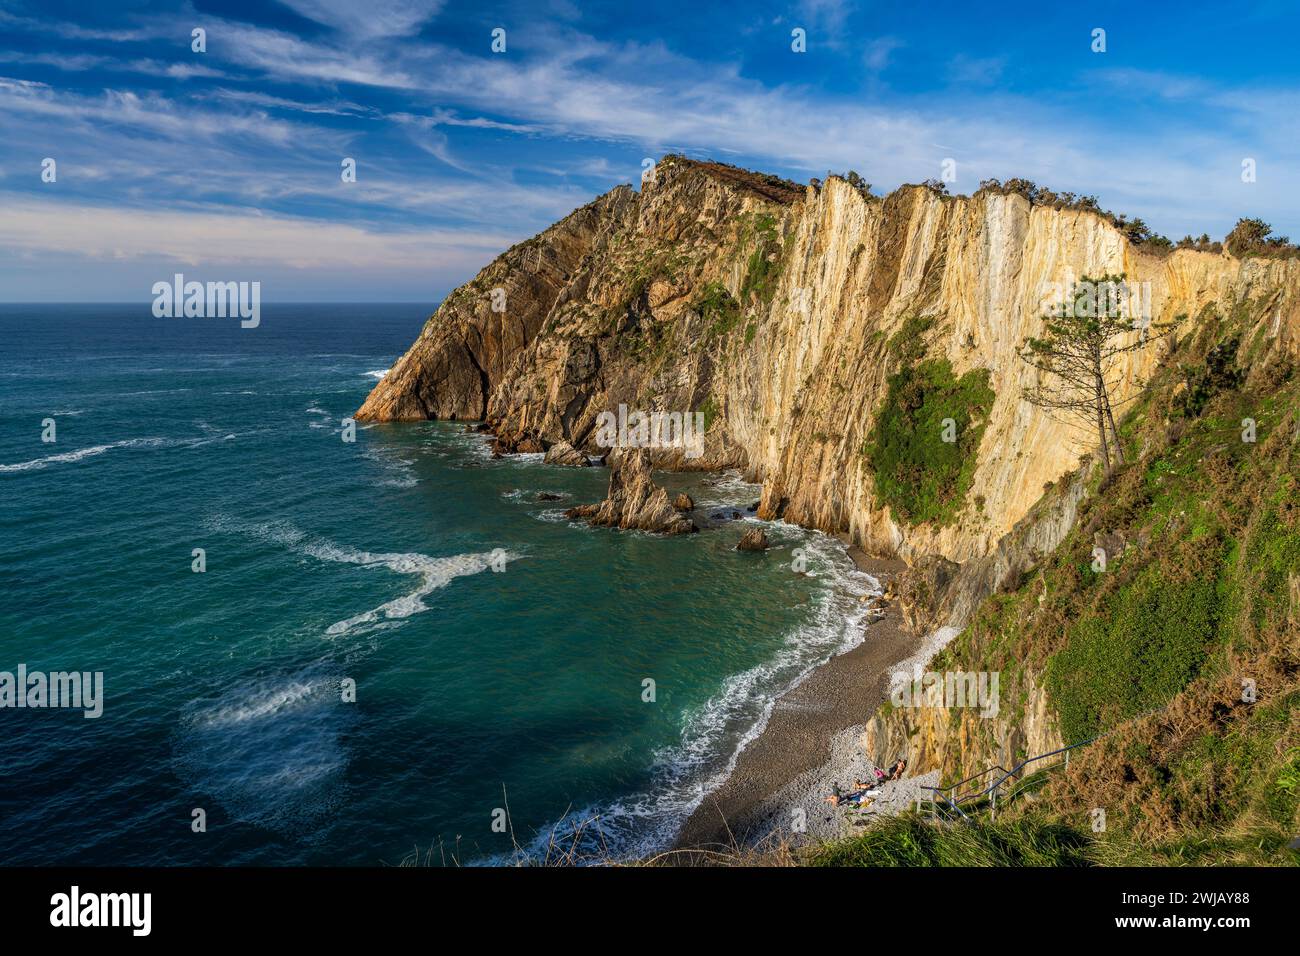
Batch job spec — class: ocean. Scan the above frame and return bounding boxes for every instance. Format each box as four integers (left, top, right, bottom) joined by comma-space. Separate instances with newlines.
0, 303, 876, 865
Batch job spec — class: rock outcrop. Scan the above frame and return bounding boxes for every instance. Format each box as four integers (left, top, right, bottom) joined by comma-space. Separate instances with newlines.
894, 555, 960, 636
735, 528, 769, 551
359, 156, 1300, 838
543, 441, 591, 467
355, 186, 636, 422
360, 154, 1300, 566
565, 449, 697, 535
672, 493, 694, 511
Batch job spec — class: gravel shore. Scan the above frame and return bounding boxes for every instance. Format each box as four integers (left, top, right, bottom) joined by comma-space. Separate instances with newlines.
672, 545, 939, 855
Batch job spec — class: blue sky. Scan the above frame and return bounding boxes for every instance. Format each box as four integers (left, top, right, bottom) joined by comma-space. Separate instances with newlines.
2, 0, 1299, 302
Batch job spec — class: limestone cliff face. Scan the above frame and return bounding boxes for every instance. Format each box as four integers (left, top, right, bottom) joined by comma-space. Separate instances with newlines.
748, 179, 1300, 564
360, 156, 1300, 568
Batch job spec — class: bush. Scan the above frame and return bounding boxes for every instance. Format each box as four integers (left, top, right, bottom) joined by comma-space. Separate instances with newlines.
694, 282, 742, 338
1176, 335, 1243, 418
1047, 563, 1220, 742
1224, 218, 1299, 258
740, 213, 782, 304
864, 358, 994, 526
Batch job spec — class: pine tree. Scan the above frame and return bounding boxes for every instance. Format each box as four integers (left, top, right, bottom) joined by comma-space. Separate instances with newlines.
1019, 273, 1177, 473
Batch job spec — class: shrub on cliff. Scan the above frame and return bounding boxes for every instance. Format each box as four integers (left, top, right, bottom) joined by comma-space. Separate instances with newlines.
864, 357, 994, 526
693, 282, 742, 339
739, 213, 782, 304
1046, 560, 1221, 743
1224, 217, 1300, 258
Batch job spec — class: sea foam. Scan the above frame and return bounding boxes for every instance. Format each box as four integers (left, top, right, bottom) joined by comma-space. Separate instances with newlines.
511, 528, 878, 863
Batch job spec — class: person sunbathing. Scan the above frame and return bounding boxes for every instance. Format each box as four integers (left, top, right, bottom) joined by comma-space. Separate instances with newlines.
823, 781, 882, 806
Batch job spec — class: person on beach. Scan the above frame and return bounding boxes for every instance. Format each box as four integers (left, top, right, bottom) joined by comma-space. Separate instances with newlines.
823, 780, 882, 807
823, 759, 907, 806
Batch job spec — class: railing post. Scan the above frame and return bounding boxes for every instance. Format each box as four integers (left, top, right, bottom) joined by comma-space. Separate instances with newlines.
1065, 749, 1070, 769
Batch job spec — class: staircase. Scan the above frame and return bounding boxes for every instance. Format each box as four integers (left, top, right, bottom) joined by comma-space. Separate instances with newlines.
919, 738, 1096, 823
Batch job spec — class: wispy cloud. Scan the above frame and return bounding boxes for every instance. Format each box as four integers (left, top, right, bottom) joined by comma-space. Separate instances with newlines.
0, 197, 512, 270
274, 0, 446, 38
2, 1, 1299, 302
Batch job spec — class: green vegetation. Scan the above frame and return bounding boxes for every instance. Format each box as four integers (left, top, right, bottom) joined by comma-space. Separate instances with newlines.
739, 212, 782, 304
693, 281, 743, 340
976, 177, 1173, 249
807, 806, 1300, 868
808, 814, 1096, 867
864, 357, 994, 526
1224, 217, 1300, 259
819, 309, 1300, 866
1047, 563, 1221, 742
1176, 334, 1243, 417
697, 395, 720, 431
886, 314, 936, 365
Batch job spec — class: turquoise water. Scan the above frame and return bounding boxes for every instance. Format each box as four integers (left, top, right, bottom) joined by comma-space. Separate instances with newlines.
0, 304, 875, 865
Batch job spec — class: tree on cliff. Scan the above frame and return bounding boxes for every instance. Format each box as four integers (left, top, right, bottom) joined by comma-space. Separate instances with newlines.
1019, 273, 1177, 473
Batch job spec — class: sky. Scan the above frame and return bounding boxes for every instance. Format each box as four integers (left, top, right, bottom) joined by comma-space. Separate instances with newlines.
2, 0, 1299, 302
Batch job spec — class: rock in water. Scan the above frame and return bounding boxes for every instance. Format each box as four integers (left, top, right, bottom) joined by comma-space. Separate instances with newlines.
672, 492, 694, 511
544, 441, 591, 467
736, 528, 769, 551
565, 449, 697, 535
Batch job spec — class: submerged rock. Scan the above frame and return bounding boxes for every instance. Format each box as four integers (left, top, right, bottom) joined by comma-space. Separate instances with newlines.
565, 448, 697, 535
736, 528, 769, 551
535, 492, 564, 501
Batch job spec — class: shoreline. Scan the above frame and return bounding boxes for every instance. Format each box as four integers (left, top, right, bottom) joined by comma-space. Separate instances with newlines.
671, 544, 935, 856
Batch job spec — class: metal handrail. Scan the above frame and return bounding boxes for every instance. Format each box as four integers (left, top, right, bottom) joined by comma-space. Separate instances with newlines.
920, 737, 1096, 821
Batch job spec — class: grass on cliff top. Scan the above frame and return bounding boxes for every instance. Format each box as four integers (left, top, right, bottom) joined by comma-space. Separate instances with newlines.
864, 357, 994, 526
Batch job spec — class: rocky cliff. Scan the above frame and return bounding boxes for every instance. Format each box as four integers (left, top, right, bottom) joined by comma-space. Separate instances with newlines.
360, 156, 1300, 856
356, 185, 637, 421
359, 155, 1300, 562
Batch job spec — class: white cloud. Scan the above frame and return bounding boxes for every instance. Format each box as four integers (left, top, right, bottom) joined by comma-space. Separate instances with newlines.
863, 37, 903, 72
0, 76, 307, 146
273, 0, 445, 38
0, 197, 514, 272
